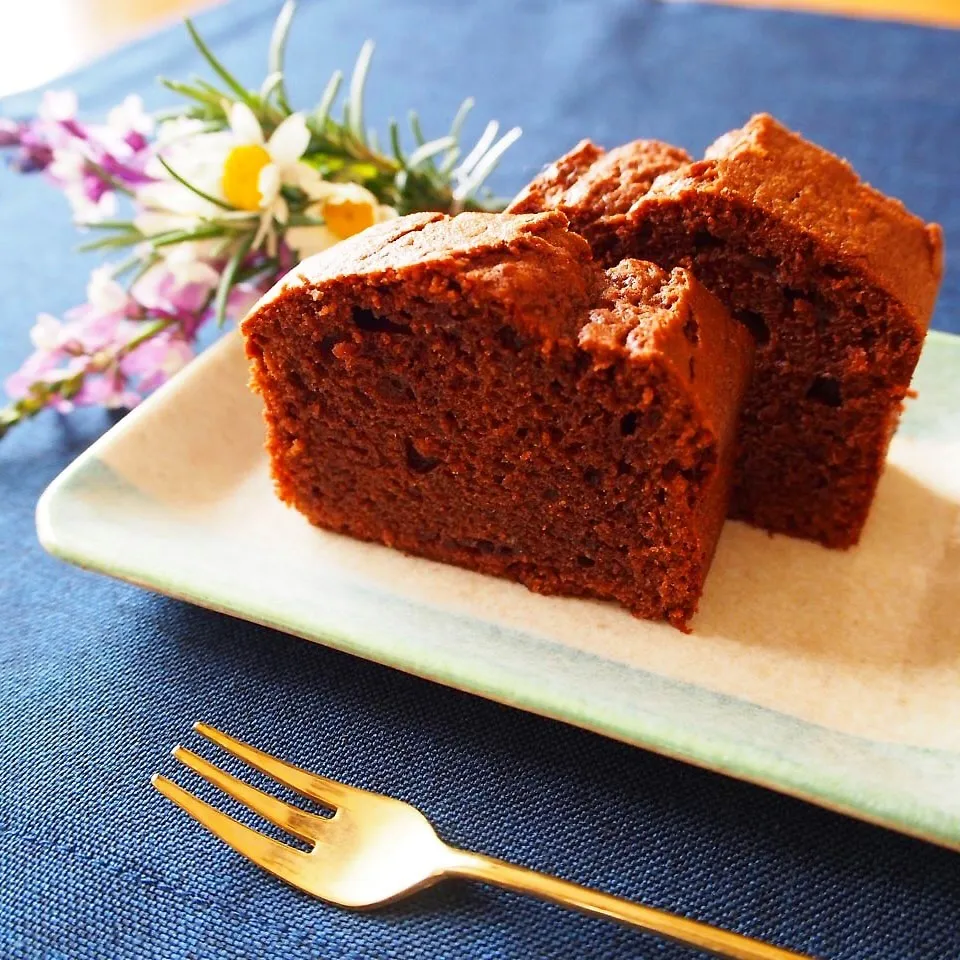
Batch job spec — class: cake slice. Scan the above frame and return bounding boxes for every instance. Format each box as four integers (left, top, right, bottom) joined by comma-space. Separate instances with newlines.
513, 116, 944, 547
508, 138, 691, 260
241, 211, 753, 629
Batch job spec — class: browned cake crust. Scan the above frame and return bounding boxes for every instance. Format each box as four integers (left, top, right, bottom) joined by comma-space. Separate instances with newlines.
514, 116, 944, 547
242, 211, 753, 629
625, 115, 943, 547
507, 139, 691, 259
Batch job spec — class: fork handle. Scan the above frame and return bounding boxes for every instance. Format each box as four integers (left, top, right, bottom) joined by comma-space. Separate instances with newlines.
446, 849, 814, 960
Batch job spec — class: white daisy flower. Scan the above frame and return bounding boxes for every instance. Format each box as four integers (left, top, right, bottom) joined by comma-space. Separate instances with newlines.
137, 102, 313, 257
221, 102, 312, 254
286, 181, 397, 259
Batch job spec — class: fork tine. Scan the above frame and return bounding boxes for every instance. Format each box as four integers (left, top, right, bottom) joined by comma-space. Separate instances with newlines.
193, 722, 355, 807
152, 774, 314, 889
172, 746, 322, 846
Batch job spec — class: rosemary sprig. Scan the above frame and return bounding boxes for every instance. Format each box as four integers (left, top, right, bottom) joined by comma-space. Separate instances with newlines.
0, 0, 522, 440
184, 18, 254, 107
267, 0, 296, 113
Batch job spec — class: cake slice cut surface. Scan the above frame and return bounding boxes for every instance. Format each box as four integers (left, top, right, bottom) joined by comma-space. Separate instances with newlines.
625, 114, 943, 547
241, 211, 753, 629
511, 116, 944, 547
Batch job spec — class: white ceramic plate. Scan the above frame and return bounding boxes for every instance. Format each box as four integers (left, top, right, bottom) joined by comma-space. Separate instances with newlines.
37, 330, 960, 849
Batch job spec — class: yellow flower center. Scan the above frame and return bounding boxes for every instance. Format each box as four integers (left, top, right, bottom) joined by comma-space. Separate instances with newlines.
323, 198, 376, 239
222, 144, 271, 211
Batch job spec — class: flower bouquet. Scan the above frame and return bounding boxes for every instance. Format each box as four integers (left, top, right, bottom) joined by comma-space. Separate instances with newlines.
0, 2, 519, 437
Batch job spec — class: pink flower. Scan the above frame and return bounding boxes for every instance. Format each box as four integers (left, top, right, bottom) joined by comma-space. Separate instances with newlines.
4, 263, 147, 413
106, 95, 154, 155
2, 90, 158, 194
132, 256, 220, 320
87, 264, 135, 314
72, 370, 139, 410
120, 327, 194, 395
47, 151, 118, 221
25, 90, 157, 222
4, 344, 62, 399
43, 267, 136, 352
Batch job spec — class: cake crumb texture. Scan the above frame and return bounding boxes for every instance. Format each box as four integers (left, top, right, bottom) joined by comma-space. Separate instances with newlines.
242, 211, 753, 628
513, 115, 944, 547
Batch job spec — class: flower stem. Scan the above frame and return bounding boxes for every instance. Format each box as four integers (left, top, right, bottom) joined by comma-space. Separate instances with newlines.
213, 234, 255, 328
0, 369, 85, 438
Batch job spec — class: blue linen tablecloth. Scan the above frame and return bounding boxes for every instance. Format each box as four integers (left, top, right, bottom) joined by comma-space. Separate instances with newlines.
1, 1, 959, 957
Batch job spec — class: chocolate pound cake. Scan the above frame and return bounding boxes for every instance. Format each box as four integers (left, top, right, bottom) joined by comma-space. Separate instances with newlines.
242, 211, 753, 628
508, 138, 691, 260
515, 116, 944, 547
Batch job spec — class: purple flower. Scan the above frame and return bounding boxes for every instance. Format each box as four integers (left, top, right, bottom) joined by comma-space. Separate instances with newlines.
1, 88, 295, 430
0, 118, 20, 147
0, 117, 56, 172
9, 90, 159, 222
125, 131, 149, 153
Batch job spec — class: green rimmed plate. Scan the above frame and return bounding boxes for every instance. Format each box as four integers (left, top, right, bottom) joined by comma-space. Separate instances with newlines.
36, 329, 960, 849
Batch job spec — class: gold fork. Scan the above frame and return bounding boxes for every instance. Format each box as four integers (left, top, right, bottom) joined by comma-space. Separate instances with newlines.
153, 723, 815, 960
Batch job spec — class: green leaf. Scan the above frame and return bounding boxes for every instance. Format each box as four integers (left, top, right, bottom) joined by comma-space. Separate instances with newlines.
407, 136, 456, 170
408, 110, 426, 147
125, 253, 162, 290
213, 232, 255, 327
195, 78, 239, 107
109, 253, 146, 279
454, 125, 522, 202
388, 119, 405, 163
75, 219, 139, 231
343, 161, 379, 181
448, 97, 474, 142
150, 224, 229, 249
347, 40, 374, 143
279, 183, 308, 206
235, 257, 278, 285
267, 0, 295, 112
184, 17, 253, 105
158, 77, 224, 108
312, 69, 343, 129
286, 213, 326, 228
260, 71, 285, 104
77, 232, 143, 253
156, 155, 234, 211
0, 403, 19, 438
302, 153, 346, 175
119, 317, 173, 356
457, 120, 498, 176
438, 147, 461, 177
153, 228, 227, 249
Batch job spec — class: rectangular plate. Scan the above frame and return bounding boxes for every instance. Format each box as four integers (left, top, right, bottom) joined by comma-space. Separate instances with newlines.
37, 330, 960, 849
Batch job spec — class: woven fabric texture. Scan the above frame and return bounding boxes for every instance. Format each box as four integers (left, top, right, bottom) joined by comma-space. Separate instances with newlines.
1, 1, 958, 957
